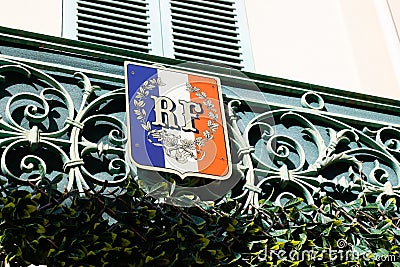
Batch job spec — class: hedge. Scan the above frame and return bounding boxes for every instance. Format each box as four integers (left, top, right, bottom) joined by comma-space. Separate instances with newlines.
0, 176, 399, 266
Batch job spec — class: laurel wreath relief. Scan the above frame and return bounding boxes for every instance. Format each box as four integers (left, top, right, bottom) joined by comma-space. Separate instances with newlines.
133, 77, 220, 163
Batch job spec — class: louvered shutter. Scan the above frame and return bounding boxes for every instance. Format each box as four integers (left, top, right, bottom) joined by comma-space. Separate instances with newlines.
62, 0, 253, 70
167, 0, 246, 69
67, 0, 153, 54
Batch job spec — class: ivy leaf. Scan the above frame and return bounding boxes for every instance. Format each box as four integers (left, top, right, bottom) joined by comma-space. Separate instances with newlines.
145, 256, 154, 263
298, 233, 307, 249
392, 229, 400, 236
342, 198, 363, 214
147, 210, 157, 219
137, 179, 149, 192
296, 212, 311, 224
226, 224, 235, 232
362, 203, 379, 215
170, 180, 176, 196
289, 261, 301, 267
35, 224, 46, 234
376, 248, 389, 257
261, 219, 270, 229
171, 195, 196, 207
322, 223, 333, 236
384, 198, 397, 213
317, 213, 333, 224
120, 238, 131, 247
284, 197, 303, 209
196, 237, 210, 251
26, 204, 37, 214
320, 196, 335, 204
301, 205, 315, 213
147, 181, 168, 196
190, 215, 206, 228
271, 229, 288, 237
377, 219, 392, 231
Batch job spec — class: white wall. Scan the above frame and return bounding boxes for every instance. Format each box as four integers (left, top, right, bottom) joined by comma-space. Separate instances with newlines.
388, 0, 400, 32
0, 0, 62, 36
245, 0, 400, 99
1, 0, 400, 99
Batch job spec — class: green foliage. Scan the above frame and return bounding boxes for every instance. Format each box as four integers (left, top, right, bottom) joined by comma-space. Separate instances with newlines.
0, 180, 399, 266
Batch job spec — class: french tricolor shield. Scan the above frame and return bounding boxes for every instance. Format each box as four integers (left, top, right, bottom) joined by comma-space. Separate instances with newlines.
125, 62, 232, 180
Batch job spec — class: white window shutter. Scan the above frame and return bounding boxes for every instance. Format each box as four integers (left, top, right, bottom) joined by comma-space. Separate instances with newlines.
162, 0, 254, 70
64, 0, 152, 53
62, 0, 254, 71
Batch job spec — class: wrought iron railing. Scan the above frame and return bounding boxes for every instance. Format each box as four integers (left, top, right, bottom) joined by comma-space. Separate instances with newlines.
0, 56, 399, 212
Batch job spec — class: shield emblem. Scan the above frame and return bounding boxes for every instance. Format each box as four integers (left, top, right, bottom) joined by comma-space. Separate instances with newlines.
125, 62, 231, 180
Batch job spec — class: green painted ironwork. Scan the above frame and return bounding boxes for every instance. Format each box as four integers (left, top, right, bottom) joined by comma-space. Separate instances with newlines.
0, 57, 399, 213
228, 100, 400, 212
0, 58, 129, 196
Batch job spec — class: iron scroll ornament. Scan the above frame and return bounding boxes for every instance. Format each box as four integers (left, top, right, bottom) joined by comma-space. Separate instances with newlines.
228, 99, 400, 212
0, 58, 129, 196
0, 58, 399, 212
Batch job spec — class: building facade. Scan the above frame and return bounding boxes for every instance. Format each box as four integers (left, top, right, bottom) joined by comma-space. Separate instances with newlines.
1, 2, 400, 265
0, 25, 399, 209
1, 0, 400, 98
